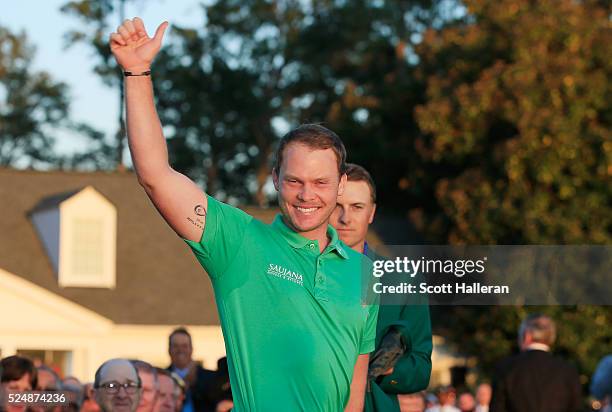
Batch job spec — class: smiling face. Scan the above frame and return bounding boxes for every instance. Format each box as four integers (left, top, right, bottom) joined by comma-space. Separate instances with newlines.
273, 142, 346, 242
168, 333, 192, 370
331, 180, 376, 253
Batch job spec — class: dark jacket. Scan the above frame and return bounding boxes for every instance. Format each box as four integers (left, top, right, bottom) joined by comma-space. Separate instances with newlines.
490, 349, 582, 412
364, 248, 433, 412
167, 363, 218, 412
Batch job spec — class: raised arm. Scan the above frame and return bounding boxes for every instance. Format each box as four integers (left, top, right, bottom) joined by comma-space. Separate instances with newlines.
110, 17, 206, 242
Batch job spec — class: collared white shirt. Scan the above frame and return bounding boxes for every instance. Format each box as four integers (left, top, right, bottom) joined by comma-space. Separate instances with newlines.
525, 342, 551, 352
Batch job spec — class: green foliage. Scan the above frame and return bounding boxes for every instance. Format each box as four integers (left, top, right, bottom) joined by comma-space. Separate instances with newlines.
0, 26, 69, 167
150, 0, 445, 204
60, 0, 144, 169
413, 0, 611, 244
419, 0, 612, 390
61, 0, 118, 86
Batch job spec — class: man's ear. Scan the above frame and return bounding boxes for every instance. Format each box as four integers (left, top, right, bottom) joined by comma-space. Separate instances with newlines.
368, 203, 377, 224
272, 168, 280, 191
338, 173, 348, 196
92, 388, 100, 403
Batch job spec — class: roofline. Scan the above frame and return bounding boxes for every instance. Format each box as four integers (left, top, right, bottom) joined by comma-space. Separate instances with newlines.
0, 166, 137, 178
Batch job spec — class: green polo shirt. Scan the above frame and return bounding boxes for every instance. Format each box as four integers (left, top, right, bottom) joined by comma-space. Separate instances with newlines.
184, 196, 378, 411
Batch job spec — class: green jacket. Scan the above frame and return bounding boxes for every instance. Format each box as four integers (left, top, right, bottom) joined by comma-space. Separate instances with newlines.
364, 248, 433, 412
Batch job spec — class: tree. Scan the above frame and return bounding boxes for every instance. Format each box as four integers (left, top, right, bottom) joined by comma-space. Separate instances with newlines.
61, 0, 136, 170
0, 26, 69, 167
415, 0, 611, 389
413, 0, 611, 244
151, 0, 446, 204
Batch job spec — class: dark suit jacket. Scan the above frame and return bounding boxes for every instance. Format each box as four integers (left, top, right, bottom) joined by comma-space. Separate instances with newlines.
490, 349, 582, 412
167, 363, 218, 412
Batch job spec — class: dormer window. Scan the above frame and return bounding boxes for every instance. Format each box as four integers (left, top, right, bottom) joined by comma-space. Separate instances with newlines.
30, 186, 117, 288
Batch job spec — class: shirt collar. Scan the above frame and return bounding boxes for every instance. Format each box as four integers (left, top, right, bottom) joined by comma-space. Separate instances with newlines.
172, 366, 190, 378
525, 342, 551, 352
272, 214, 348, 259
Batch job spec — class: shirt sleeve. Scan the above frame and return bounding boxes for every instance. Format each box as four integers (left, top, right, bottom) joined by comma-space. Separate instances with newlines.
360, 299, 379, 354
183, 195, 253, 279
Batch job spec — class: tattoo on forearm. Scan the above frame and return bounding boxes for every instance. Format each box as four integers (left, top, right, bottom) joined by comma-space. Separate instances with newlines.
187, 204, 207, 229
194, 205, 207, 216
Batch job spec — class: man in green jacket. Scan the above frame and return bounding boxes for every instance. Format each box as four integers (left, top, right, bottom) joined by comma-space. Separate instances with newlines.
331, 163, 433, 412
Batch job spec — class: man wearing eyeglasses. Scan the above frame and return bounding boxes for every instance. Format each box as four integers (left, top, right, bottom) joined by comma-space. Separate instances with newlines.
93, 359, 142, 412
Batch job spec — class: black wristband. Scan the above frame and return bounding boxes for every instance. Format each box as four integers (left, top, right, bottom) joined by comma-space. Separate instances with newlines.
123, 70, 151, 77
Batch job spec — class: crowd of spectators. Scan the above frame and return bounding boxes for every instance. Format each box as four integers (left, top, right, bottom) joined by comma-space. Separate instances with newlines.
0, 328, 231, 412
1, 322, 610, 412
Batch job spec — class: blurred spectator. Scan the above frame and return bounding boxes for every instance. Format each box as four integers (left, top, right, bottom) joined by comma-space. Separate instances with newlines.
168, 373, 185, 412
80, 383, 101, 412
457, 392, 475, 412
63, 377, 81, 387
93, 359, 142, 412
130, 361, 158, 412
474, 383, 491, 412
153, 370, 175, 412
398, 392, 426, 412
36, 366, 62, 391
426, 387, 460, 412
64, 381, 85, 412
30, 365, 63, 412
490, 314, 582, 412
166, 328, 216, 412
425, 393, 439, 410
208, 358, 231, 411
591, 355, 612, 412
213, 400, 233, 412
1, 355, 37, 412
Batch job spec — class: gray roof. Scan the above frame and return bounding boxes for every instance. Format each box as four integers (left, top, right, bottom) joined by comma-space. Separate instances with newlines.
29, 188, 84, 214
0, 168, 220, 325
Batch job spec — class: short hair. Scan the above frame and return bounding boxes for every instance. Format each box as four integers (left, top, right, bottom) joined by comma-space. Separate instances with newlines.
1, 356, 37, 388
169, 327, 192, 348
345, 163, 377, 202
154, 368, 173, 379
130, 360, 158, 389
36, 365, 62, 390
519, 314, 556, 346
93, 359, 141, 388
273, 124, 347, 176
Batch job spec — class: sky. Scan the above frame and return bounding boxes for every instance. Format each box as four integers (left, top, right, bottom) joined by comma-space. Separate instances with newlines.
2, 0, 206, 161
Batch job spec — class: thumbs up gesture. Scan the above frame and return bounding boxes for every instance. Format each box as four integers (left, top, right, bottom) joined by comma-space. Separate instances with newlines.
110, 17, 168, 72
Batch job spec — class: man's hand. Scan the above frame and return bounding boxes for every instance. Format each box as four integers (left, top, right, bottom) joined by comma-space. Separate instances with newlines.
110, 17, 168, 72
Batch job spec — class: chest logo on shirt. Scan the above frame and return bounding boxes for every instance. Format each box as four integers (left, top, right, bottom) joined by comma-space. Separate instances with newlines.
266, 263, 304, 286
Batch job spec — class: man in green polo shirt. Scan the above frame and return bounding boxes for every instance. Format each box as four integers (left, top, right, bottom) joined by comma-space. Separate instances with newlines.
330, 164, 432, 412
110, 17, 377, 411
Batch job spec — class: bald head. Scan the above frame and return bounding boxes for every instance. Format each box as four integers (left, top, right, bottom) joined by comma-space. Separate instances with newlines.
94, 359, 141, 412
95, 360, 139, 387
